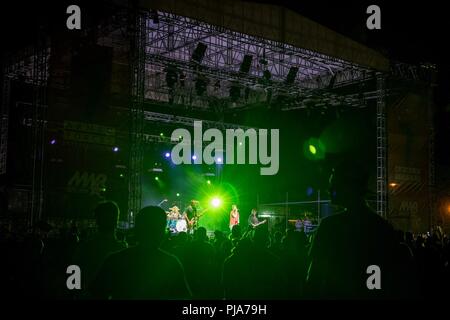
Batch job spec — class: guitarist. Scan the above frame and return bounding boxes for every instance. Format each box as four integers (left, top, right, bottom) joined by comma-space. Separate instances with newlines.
183, 200, 203, 232
248, 208, 266, 229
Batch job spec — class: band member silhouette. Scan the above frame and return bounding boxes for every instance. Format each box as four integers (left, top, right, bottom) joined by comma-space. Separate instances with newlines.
248, 208, 266, 228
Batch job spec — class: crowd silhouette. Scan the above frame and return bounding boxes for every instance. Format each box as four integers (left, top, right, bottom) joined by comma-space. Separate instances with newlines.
1, 164, 450, 299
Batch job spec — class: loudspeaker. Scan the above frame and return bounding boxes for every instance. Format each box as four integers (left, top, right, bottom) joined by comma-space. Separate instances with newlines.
71, 44, 112, 119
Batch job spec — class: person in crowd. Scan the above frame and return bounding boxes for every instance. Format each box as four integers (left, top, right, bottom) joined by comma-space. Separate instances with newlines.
90, 206, 191, 299
72, 201, 127, 294
306, 161, 417, 299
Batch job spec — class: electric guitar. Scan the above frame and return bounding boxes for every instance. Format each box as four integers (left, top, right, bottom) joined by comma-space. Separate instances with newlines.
186, 208, 209, 229
251, 219, 267, 229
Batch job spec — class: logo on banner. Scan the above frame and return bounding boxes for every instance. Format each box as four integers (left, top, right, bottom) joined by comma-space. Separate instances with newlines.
67, 171, 107, 195
399, 201, 418, 214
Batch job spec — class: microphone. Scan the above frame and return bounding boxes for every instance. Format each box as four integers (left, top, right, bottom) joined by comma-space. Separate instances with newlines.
158, 199, 168, 206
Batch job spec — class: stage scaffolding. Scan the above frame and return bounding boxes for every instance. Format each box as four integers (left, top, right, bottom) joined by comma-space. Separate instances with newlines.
0, 1, 437, 225
128, 10, 147, 225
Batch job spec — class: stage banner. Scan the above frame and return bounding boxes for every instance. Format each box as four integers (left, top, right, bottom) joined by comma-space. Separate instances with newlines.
387, 92, 431, 232
63, 121, 116, 146
44, 140, 128, 220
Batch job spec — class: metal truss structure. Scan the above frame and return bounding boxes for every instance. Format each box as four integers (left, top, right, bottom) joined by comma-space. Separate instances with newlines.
0, 33, 50, 225
128, 9, 147, 224
29, 33, 49, 226
1, 45, 51, 182
1, 4, 437, 222
427, 84, 436, 229
143, 110, 254, 130
139, 9, 392, 217
376, 73, 387, 218
142, 11, 372, 112
0, 73, 11, 176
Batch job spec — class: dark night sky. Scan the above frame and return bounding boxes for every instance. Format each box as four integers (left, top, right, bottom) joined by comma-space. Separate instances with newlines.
1, 0, 449, 163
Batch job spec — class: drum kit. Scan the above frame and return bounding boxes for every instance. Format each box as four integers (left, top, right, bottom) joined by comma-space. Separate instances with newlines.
166, 206, 187, 233
288, 212, 319, 233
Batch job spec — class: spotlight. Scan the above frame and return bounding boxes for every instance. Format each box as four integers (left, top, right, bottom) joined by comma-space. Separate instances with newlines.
176, 193, 180, 197
119, 173, 124, 178
165, 152, 170, 158
192, 155, 197, 161
211, 197, 221, 208
113, 147, 119, 152
207, 180, 211, 185
304, 138, 326, 160
50, 139, 56, 145
160, 133, 164, 137
216, 157, 222, 164
155, 176, 159, 181
389, 182, 398, 188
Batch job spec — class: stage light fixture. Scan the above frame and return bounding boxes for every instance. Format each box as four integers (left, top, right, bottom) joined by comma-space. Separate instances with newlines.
165, 64, 178, 89
328, 74, 337, 89
211, 197, 221, 208
263, 70, 271, 81
304, 138, 326, 160
389, 182, 398, 188
286, 66, 299, 84
195, 76, 208, 96
113, 147, 119, 152
192, 42, 208, 63
239, 55, 253, 73
229, 84, 241, 102
165, 152, 171, 158
155, 176, 159, 181
150, 10, 159, 24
